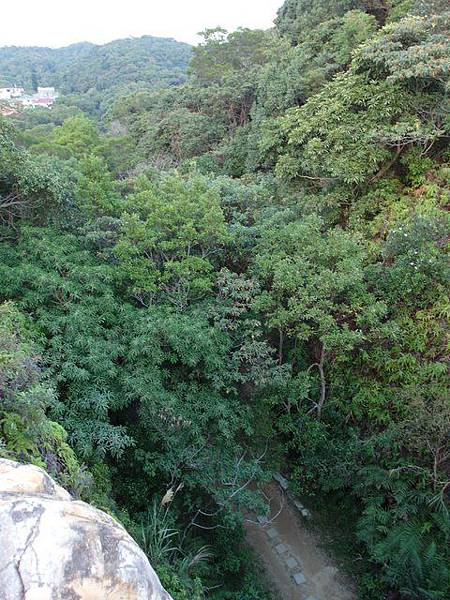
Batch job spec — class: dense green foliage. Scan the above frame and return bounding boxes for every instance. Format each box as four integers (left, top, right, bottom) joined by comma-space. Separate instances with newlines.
1, 1, 449, 599
0, 301, 85, 490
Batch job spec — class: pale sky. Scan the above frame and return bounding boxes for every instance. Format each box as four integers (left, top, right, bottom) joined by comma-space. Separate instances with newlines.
0, 0, 283, 48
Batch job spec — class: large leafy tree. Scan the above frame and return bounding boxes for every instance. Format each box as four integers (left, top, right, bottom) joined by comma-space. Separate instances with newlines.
254, 213, 387, 416
275, 0, 378, 42
0, 227, 134, 459
190, 28, 275, 85
0, 118, 70, 226
114, 174, 229, 307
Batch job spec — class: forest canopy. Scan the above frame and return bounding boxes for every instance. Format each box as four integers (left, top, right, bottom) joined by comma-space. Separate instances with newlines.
1, 1, 449, 599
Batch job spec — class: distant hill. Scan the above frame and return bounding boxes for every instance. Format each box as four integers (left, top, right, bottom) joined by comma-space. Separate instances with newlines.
0, 36, 192, 111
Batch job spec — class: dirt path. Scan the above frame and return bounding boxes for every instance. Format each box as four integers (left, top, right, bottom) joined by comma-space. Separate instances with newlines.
245, 482, 358, 600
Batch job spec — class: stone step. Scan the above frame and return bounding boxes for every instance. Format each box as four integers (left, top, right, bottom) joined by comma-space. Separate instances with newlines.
293, 499, 305, 511
275, 543, 288, 555
257, 515, 269, 525
293, 571, 307, 585
274, 473, 289, 490
285, 556, 299, 570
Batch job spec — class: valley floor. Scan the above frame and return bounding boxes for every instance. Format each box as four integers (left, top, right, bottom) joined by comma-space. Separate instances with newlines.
245, 483, 357, 600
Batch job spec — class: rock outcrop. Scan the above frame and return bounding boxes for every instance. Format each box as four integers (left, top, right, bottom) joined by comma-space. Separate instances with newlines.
0, 458, 172, 600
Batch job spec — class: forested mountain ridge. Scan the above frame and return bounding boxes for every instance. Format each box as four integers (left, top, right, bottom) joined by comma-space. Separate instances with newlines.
0, 35, 191, 114
0, 1, 449, 599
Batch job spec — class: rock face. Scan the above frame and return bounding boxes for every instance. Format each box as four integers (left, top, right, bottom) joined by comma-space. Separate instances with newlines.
0, 458, 172, 600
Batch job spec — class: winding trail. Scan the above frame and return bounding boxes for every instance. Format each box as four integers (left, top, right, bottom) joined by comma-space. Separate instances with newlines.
245, 482, 358, 600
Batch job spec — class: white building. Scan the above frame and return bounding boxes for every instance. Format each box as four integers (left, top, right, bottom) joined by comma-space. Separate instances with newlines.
18, 96, 35, 107
0, 87, 24, 100
0, 85, 58, 112
37, 87, 57, 99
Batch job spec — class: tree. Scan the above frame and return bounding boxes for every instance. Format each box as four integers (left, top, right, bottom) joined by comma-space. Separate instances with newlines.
0, 302, 86, 494
254, 213, 386, 416
190, 28, 274, 85
275, 0, 363, 42
114, 173, 229, 307
0, 227, 134, 460
52, 114, 101, 159
0, 117, 69, 226
275, 10, 450, 187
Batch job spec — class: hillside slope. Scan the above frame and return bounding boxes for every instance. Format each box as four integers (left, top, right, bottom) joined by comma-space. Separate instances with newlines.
0, 36, 191, 97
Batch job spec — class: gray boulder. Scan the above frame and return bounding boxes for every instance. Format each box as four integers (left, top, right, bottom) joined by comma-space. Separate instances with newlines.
0, 458, 172, 600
